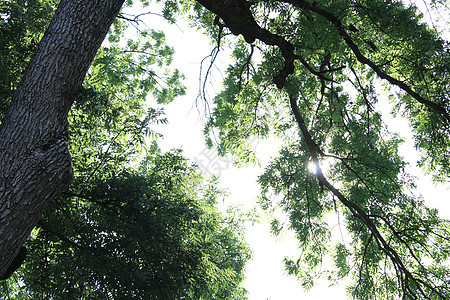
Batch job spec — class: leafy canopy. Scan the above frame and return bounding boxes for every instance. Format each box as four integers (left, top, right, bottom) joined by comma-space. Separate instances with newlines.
2, 0, 450, 298
161, 0, 450, 299
0, 1, 250, 299
13, 150, 250, 299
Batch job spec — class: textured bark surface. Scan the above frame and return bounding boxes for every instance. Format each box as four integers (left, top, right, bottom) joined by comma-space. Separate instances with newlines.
0, 0, 125, 277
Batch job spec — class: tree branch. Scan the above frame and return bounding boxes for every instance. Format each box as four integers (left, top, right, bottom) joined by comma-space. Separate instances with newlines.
196, 0, 296, 88
288, 93, 445, 299
282, 0, 450, 124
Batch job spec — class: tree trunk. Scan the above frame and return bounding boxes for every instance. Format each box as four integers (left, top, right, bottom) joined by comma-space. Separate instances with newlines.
0, 0, 124, 278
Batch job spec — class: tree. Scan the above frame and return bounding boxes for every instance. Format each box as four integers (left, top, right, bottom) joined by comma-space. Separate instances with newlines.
0, 0, 127, 276
1, 0, 450, 298
1, 1, 250, 298
174, 0, 449, 298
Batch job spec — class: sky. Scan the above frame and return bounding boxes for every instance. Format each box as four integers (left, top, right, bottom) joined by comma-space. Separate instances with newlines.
127, 3, 450, 299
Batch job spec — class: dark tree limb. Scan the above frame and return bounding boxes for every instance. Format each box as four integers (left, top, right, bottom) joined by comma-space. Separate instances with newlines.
197, 0, 450, 125
196, 0, 296, 88
0, 247, 27, 281
37, 221, 83, 251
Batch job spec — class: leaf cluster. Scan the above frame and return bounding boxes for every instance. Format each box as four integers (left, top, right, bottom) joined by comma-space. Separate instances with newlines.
0, 0, 56, 120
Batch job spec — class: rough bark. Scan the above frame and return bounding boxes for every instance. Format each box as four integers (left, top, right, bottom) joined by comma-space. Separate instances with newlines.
0, 0, 125, 278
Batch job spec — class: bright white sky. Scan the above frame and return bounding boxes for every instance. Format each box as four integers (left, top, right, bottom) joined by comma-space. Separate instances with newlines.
129, 4, 450, 299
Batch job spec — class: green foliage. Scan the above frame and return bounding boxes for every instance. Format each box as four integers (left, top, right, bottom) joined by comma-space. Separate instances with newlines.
7, 151, 250, 299
0, 0, 56, 120
189, 0, 450, 298
67, 12, 186, 182
204, 41, 288, 165
1, 1, 249, 299
2, 0, 450, 298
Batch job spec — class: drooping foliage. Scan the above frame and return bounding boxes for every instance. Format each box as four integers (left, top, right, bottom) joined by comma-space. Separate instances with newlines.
161, 0, 450, 298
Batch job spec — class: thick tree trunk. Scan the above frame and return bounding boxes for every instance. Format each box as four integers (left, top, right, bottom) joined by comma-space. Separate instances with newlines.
0, 0, 124, 278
